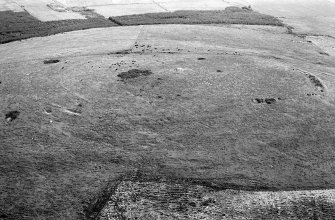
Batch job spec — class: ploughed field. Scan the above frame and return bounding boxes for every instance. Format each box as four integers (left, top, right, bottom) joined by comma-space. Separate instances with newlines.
1, 17, 335, 220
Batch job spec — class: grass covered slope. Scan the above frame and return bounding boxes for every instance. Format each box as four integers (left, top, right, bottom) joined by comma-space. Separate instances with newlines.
1, 23, 335, 219
109, 7, 283, 26
0, 10, 117, 44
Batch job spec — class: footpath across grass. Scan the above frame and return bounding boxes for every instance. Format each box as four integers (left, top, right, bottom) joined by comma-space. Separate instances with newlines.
109, 7, 283, 26
0, 10, 118, 44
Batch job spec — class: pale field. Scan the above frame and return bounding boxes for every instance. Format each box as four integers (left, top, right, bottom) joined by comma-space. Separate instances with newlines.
232, 0, 335, 36
0, 0, 23, 12
62, 0, 234, 17
1, 0, 86, 21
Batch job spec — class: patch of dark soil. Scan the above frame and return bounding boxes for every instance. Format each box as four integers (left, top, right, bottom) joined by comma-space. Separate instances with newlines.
295, 69, 326, 92
265, 98, 276, 104
117, 69, 153, 80
307, 74, 324, 91
0, 11, 118, 44
253, 98, 264, 104
5, 110, 20, 121
44, 59, 60, 64
0, 213, 8, 219
108, 49, 132, 55
253, 98, 280, 104
319, 51, 330, 56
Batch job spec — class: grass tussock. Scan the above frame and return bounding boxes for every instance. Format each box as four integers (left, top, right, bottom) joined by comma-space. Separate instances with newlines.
108, 7, 283, 26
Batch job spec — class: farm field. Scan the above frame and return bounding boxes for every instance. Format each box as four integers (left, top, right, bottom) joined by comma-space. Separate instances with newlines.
0, 10, 118, 44
232, 0, 335, 36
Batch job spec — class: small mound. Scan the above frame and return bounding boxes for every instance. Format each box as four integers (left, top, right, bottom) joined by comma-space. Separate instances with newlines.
117, 69, 153, 80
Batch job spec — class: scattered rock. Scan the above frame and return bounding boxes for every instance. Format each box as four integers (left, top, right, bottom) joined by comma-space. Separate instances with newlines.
307, 74, 324, 91
265, 98, 276, 104
253, 98, 280, 104
253, 98, 264, 104
5, 110, 20, 121
44, 59, 60, 64
108, 49, 131, 55
117, 69, 153, 80
44, 107, 52, 114
217, 70, 222, 72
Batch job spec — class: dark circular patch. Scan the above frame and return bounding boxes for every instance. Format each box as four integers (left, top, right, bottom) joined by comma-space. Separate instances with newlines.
5, 110, 20, 121
0, 213, 8, 218
45, 107, 52, 113
117, 69, 153, 80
